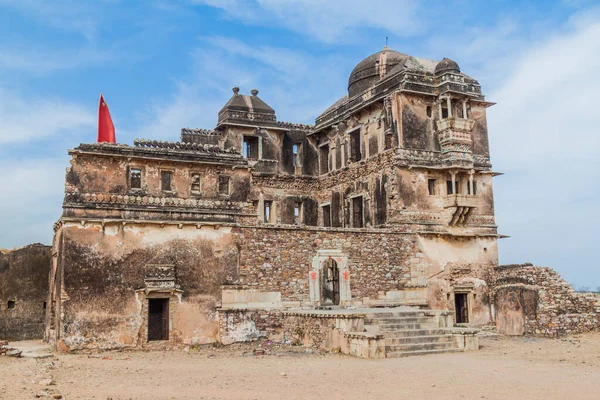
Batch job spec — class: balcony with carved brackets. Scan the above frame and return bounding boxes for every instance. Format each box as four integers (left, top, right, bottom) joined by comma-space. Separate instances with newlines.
444, 194, 477, 226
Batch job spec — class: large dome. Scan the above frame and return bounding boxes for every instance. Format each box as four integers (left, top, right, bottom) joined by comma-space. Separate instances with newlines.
348, 46, 408, 98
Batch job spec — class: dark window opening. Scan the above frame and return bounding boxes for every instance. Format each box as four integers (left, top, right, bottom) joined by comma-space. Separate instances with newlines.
191, 173, 201, 193
148, 298, 169, 341
352, 197, 364, 228
441, 105, 449, 119
455, 293, 469, 324
322, 205, 331, 227
426, 106, 432, 118
319, 144, 330, 175
161, 171, 173, 191
349, 130, 361, 162
243, 136, 259, 159
447, 180, 454, 195
294, 202, 302, 225
129, 168, 142, 189
7, 300, 15, 309
218, 176, 230, 196
43, 301, 47, 310
264, 201, 273, 223
428, 179, 437, 195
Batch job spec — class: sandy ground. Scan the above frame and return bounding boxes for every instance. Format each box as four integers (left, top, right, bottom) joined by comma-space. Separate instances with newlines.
2, 333, 600, 400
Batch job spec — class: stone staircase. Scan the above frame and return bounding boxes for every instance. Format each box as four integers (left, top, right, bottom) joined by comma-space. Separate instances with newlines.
364, 310, 461, 357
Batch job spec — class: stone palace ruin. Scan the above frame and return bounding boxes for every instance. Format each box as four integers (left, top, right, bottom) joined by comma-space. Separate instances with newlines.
29, 47, 599, 358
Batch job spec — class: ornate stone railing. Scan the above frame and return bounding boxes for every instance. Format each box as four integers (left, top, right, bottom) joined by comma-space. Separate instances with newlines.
64, 192, 249, 211
276, 121, 314, 131
180, 128, 222, 136
219, 110, 276, 123
436, 118, 475, 132
133, 139, 238, 154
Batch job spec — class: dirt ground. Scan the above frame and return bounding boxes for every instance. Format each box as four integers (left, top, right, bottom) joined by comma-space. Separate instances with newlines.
2, 333, 600, 400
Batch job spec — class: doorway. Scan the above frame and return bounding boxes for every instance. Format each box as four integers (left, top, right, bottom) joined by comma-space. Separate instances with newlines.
321, 258, 340, 306
148, 298, 169, 341
455, 293, 469, 324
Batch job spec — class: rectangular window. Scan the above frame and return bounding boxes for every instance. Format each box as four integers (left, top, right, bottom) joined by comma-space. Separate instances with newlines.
243, 136, 259, 159
191, 173, 201, 193
352, 197, 364, 228
218, 176, 230, 196
7, 300, 15, 309
264, 201, 272, 223
428, 179, 437, 196
130, 168, 142, 189
319, 144, 330, 175
161, 171, 173, 191
446, 180, 453, 195
294, 201, 302, 225
350, 130, 361, 162
322, 205, 331, 227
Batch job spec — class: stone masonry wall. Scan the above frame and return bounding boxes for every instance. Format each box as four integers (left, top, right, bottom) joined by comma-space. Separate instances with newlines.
234, 226, 419, 304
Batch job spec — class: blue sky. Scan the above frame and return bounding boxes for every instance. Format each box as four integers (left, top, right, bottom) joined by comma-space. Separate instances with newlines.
0, 0, 598, 289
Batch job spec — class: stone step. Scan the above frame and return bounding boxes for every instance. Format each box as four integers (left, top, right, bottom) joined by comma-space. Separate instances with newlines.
364, 316, 432, 324
379, 323, 436, 330
386, 341, 457, 353
386, 348, 462, 358
364, 312, 427, 319
381, 329, 450, 338
385, 335, 454, 345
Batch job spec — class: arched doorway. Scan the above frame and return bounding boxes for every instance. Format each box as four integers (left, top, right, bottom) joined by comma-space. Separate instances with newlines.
321, 258, 340, 305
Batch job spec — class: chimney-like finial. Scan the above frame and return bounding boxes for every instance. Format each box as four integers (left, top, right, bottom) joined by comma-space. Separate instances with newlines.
251, 89, 259, 96
232, 86, 240, 95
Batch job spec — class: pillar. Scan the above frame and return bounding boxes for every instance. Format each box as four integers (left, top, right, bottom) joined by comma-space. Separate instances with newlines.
446, 97, 452, 118
469, 170, 474, 195
450, 171, 456, 195
462, 100, 468, 119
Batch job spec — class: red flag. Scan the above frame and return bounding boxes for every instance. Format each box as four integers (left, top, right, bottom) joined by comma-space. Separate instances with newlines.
97, 94, 116, 143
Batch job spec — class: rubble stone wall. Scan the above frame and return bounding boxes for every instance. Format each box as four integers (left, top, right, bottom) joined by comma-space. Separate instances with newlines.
492, 264, 600, 336
0, 244, 51, 340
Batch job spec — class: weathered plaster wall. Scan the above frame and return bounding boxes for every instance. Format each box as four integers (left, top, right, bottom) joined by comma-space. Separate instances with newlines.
0, 244, 51, 340
420, 235, 498, 326
67, 153, 251, 202
52, 223, 239, 350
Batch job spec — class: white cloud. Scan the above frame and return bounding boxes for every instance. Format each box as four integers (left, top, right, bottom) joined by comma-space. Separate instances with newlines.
488, 16, 600, 286
133, 37, 349, 140
0, 0, 99, 40
0, 88, 95, 144
0, 158, 67, 247
190, 0, 423, 43
0, 46, 115, 76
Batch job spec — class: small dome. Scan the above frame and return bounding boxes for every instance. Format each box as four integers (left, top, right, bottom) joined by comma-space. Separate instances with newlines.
435, 57, 460, 75
348, 46, 408, 98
